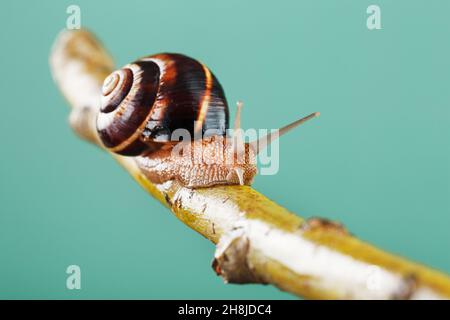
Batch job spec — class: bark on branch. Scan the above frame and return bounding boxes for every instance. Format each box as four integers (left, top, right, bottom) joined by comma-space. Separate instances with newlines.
50, 29, 450, 300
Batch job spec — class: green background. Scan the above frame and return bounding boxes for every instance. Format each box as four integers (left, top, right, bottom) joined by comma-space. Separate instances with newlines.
0, 0, 449, 299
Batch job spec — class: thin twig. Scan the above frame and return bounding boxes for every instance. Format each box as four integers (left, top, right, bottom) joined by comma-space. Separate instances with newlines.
50, 29, 450, 300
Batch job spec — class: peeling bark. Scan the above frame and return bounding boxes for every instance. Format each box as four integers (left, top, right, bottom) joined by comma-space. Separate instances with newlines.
213, 227, 263, 284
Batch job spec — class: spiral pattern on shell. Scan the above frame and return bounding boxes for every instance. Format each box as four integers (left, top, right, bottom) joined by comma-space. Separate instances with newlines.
96, 53, 229, 156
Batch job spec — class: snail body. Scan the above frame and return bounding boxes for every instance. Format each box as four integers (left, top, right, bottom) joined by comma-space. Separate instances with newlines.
136, 135, 257, 188
97, 53, 319, 188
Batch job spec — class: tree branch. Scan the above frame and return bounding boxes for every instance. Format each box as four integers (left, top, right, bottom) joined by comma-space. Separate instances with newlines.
50, 29, 450, 300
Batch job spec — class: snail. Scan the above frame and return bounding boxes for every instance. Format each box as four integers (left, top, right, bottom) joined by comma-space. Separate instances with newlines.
96, 53, 319, 188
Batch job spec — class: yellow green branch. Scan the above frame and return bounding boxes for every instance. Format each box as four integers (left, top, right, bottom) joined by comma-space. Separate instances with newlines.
50, 29, 450, 300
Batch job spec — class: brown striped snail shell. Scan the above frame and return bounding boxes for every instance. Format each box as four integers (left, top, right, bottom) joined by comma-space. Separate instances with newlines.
96, 53, 229, 156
